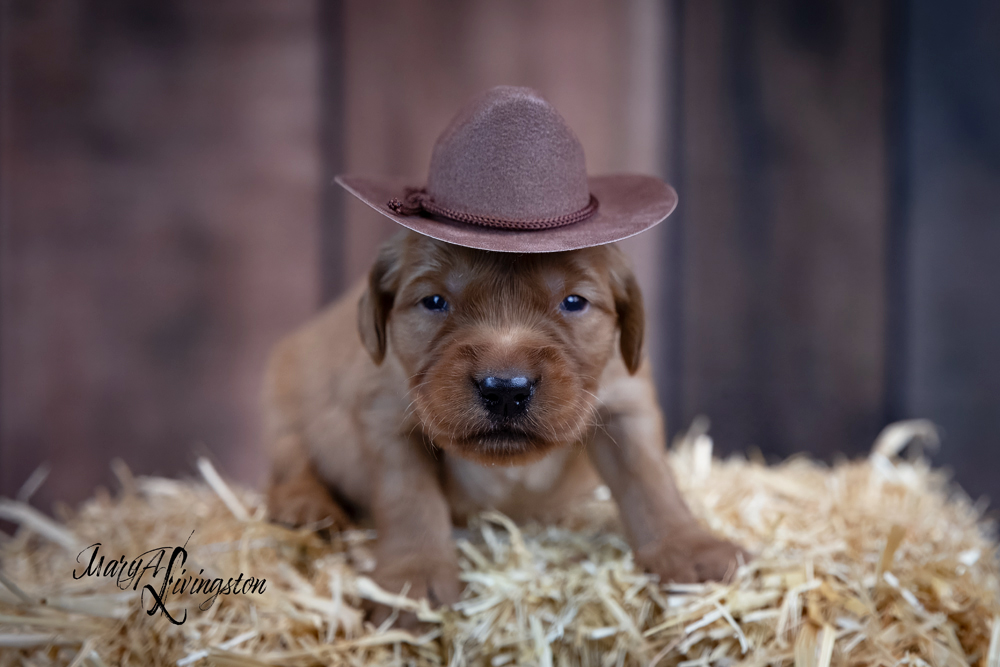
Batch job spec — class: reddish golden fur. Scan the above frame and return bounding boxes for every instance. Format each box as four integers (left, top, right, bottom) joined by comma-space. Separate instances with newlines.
265, 231, 746, 617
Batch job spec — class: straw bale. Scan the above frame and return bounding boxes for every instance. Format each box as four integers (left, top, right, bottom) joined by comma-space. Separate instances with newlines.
1, 420, 997, 666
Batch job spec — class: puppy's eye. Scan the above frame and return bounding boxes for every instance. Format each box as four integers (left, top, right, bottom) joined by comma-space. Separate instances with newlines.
421, 295, 449, 312
560, 295, 588, 312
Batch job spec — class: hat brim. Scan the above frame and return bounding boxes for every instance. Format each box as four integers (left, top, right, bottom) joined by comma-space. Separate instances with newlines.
336, 174, 677, 253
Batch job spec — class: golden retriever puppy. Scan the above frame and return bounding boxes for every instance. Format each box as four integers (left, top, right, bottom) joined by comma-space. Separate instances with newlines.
264, 230, 746, 612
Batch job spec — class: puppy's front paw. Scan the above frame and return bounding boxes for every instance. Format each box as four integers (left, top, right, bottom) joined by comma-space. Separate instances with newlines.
636, 526, 748, 584
368, 552, 461, 629
267, 477, 351, 531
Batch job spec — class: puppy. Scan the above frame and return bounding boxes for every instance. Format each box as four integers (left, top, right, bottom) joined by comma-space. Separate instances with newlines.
264, 230, 746, 611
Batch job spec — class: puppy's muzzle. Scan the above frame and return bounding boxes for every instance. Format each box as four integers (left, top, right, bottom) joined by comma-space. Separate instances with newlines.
475, 375, 536, 420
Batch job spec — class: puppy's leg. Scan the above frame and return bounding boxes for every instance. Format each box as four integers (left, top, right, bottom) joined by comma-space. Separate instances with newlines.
367, 432, 460, 627
267, 433, 352, 530
588, 396, 747, 583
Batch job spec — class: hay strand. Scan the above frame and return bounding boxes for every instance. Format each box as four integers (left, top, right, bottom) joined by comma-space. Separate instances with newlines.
196, 458, 250, 522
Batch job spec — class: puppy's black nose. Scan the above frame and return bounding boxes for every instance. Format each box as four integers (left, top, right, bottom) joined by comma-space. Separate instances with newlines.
476, 375, 535, 419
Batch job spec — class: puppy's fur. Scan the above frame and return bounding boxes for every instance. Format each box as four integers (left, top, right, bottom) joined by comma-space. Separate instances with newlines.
265, 231, 745, 611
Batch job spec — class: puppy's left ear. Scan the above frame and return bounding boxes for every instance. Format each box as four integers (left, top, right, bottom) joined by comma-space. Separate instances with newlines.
609, 250, 645, 374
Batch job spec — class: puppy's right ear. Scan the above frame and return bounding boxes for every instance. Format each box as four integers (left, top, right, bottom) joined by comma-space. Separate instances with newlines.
358, 237, 403, 365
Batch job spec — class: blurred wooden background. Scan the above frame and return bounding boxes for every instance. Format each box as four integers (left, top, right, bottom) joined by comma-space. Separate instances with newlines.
2, 0, 998, 512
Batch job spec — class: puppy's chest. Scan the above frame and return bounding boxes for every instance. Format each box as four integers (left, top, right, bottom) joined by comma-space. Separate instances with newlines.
444, 448, 573, 509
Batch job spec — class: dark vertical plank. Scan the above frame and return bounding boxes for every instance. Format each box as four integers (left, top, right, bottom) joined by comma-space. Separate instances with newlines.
659, 0, 688, 442
758, 0, 889, 456
677, 0, 751, 450
883, 0, 911, 427
677, 0, 889, 458
906, 0, 1000, 505
319, 0, 346, 303
0, 0, 10, 491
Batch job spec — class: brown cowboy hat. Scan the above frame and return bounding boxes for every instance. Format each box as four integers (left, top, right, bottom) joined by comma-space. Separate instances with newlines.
336, 86, 677, 253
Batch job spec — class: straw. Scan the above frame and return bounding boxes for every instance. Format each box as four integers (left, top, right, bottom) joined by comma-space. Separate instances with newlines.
0, 419, 995, 666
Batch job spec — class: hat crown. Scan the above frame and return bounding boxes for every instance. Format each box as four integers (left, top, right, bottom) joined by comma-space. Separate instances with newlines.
426, 86, 590, 222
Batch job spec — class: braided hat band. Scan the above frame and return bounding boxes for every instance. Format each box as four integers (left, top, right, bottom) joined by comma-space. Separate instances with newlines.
388, 188, 599, 231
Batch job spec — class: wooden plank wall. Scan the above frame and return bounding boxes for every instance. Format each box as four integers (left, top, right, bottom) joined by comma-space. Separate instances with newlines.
670, 1, 889, 459
903, 0, 1000, 507
0, 1, 322, 508
1, 0, 996, 510
670, 0, 999, 507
